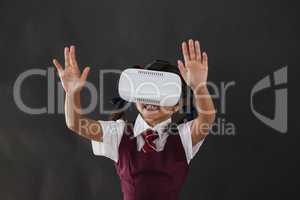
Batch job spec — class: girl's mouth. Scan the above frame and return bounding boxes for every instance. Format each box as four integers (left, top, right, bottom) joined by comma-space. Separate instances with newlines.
143, 104, 160, 111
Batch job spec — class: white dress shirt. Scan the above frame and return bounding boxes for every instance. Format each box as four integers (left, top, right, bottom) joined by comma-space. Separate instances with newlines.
91, 114, 204, 164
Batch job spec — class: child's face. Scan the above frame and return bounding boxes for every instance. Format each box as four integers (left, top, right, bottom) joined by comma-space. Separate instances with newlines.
135, 102, 180, 124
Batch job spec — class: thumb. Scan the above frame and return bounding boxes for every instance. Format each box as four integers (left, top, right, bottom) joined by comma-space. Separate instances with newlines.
80, 66, 90, 82
177, 60, 187, 79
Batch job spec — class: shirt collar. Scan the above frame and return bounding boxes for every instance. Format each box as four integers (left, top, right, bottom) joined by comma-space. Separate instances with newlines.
133, 114, 171, 138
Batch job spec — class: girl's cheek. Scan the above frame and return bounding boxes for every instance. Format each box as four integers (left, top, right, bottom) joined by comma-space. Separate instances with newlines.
158, 108, 173, 116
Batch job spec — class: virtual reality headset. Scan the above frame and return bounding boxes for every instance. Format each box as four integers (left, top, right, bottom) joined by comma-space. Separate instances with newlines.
118, 68, 182, 106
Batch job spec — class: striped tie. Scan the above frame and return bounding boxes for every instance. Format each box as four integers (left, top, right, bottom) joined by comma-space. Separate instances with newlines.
141, 129, 159, 153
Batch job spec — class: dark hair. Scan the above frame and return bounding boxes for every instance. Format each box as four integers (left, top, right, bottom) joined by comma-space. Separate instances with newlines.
109, 60, 197, 132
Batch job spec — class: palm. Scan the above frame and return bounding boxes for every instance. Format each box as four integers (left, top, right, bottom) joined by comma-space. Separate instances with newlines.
177, 39, 208, 90
60, 66, 81, 92
53, 46, 90, 93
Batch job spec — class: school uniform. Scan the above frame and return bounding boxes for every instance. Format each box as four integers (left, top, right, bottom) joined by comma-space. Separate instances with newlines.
91, 114, 205, 200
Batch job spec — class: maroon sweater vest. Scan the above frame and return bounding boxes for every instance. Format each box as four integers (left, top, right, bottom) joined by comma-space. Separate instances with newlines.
115, 124, 189, 200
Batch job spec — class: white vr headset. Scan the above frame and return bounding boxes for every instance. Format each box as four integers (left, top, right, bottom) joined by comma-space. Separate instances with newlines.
118, 68, 182, 106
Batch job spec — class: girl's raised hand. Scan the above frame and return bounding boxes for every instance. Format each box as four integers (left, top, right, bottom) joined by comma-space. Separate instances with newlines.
53, 46, 90, 93
177, 39, 208, 91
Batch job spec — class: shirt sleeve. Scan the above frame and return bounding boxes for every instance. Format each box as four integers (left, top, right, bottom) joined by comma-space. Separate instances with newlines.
177, 120, 205, 164
91, 119, 125, 162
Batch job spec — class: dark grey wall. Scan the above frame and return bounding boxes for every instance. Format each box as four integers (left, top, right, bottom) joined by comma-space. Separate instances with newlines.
0, 0, 297, 199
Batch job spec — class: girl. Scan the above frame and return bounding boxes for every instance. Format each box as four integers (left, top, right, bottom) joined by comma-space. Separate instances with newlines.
52, 39, 215, 200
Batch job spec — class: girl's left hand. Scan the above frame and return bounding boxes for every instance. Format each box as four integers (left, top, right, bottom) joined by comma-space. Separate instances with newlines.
177, 39, 208, 91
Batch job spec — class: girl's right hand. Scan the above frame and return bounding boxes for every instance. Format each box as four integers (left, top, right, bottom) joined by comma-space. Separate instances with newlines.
52, 46, 90, 94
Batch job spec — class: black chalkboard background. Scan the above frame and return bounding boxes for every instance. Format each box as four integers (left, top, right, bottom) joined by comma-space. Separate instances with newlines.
0, 0, 297, 199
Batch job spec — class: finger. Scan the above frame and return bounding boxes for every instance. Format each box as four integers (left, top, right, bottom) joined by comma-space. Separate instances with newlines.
202, 52, 208, 67
64, 47, 70, 68
80, 66, 90, 82
53, 59, 63, 74
70, 45, 79, 68
188, 39, 196, 60
195, 40, 202, 61
177, 60, 187, 79
182, 42, 190, 63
